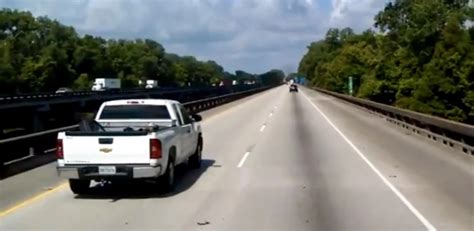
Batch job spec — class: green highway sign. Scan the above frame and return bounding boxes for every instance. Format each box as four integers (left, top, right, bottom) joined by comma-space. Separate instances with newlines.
348, 76, 353, 96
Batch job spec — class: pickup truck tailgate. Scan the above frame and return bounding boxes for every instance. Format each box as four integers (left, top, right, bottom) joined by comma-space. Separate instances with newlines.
63, 135, 151, 164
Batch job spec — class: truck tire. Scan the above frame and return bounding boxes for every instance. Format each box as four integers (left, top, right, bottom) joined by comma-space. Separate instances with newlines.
69, 179, 90, 194
189, 139, 202, 169
160, 160, 175, 192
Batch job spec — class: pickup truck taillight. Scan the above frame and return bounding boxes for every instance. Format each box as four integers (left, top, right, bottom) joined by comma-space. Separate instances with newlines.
56, 139, 64, 159
150, 139, 162, 159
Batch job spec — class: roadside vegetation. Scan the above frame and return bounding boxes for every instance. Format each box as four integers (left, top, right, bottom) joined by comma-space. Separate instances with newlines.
0, 9, 283, 94
299, 0, 474, 124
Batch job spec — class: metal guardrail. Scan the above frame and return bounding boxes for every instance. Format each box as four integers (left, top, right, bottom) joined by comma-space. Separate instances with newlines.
0, 85, 261, 111
311, 87, 474, 155
0, 86, 271, 168
0, 85, 251, 104
0, 88, 192, 110
0, 87, 186, 102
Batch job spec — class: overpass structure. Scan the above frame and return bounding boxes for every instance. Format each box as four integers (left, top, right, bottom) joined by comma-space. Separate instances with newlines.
0, 86, 473, 230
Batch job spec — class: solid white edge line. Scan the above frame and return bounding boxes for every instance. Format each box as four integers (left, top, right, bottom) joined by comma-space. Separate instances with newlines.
300, 91, 436, 231
237, 152, 251, 168
260, 125, 266, 132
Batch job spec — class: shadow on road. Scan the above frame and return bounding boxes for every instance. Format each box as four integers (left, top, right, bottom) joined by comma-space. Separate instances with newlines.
74, 158, 216, 201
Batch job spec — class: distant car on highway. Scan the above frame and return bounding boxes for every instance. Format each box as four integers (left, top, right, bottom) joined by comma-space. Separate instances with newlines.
289, 84, 298, 93
56, 99, 203, 194
55, 88, 73, 94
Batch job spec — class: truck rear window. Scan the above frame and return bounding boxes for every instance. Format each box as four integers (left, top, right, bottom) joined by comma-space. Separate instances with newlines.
99, 105, 171, 120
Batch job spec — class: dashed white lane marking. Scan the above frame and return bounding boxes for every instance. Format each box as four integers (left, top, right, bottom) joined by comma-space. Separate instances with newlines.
260, 125, 266, 132
237, 152, 251, 168
269, 112, 273, 117
301, 91, 436, 231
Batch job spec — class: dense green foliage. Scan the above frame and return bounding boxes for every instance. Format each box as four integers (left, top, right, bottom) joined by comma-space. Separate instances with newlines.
0, 9, 283, 94
299, 0, 474, 124
234, 69, 284, 86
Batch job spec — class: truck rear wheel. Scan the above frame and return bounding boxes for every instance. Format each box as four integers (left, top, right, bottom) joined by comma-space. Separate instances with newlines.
69, 179, 90, 194
160, 160, 175, 192
189, 140, 202, 169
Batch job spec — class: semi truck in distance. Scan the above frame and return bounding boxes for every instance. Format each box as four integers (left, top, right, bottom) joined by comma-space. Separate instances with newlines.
219, 79, 238, 87
145, 80, 159, 89
91, 78, 121, 91
138, 79, 159, 89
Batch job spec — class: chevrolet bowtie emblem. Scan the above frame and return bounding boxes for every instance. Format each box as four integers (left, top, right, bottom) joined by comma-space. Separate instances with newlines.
99, 148, 112, 153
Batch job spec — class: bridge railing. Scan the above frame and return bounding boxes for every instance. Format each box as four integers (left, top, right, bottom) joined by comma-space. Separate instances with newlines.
0, 86, 270, 176
0, 85, 252, 105
311, 87, 474, 156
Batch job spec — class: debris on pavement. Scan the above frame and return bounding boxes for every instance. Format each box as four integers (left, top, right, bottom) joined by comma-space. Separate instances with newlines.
197, 221, 210, 226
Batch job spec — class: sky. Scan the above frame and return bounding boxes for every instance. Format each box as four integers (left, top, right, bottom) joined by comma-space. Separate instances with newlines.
0, 0, 389, 74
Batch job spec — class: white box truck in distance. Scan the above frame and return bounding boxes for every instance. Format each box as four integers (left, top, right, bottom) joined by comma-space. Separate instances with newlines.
91, 78, 121, 91
146, 80, 158, 89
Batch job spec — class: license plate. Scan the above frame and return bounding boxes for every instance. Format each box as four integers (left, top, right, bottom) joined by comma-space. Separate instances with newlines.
98, 166, 116, 175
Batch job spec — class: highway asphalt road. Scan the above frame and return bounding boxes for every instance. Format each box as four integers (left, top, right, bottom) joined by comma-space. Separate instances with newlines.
1, 86, 473, 230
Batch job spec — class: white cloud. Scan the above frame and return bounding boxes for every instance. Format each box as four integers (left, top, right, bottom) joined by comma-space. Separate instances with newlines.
1, 0, 389, 73
329, 0, 387, 30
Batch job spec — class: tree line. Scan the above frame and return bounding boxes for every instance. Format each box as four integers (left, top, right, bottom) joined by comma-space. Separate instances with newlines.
0, 9, 283, 94
299, 0, 474, 124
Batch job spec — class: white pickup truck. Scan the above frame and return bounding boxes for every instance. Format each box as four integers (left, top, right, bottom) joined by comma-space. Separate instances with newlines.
56, 99, 203, 194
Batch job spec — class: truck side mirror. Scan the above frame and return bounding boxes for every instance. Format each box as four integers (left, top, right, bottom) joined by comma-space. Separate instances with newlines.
171, 119, 179, 127
191, 114, 202, 122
